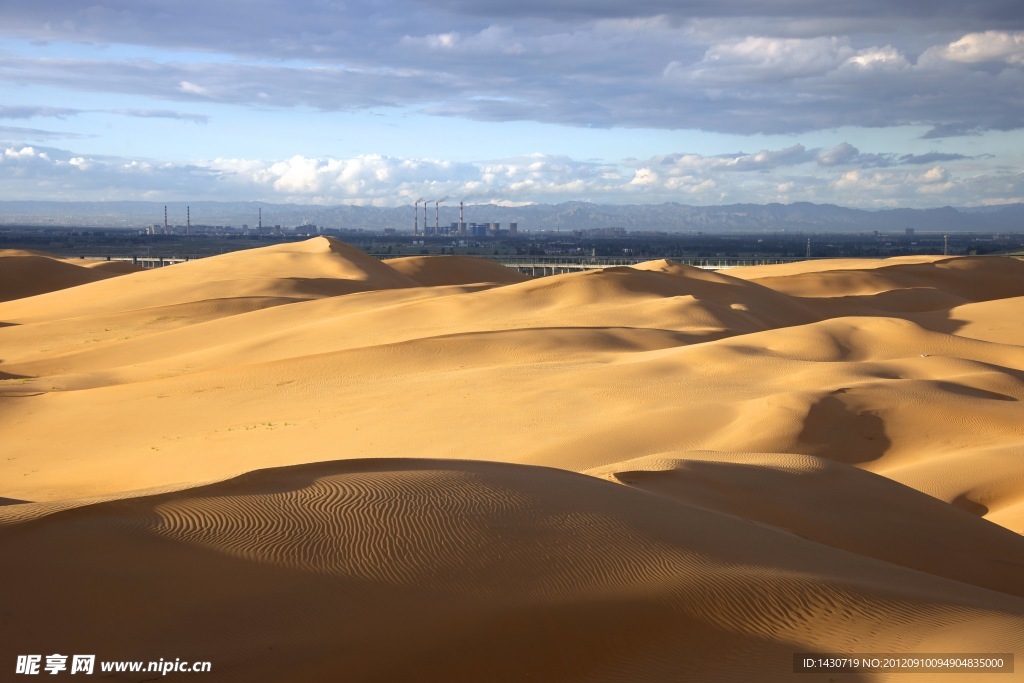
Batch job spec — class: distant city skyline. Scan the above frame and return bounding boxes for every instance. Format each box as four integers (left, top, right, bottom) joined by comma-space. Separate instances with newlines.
1, 1, 1023, 208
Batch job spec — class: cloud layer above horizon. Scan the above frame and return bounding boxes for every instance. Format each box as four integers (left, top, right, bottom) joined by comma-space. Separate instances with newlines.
1, 1, 1023, 208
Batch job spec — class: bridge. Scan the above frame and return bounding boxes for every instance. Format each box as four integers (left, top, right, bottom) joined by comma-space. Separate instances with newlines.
480, 255, 807, 277
70, 255, 192, 269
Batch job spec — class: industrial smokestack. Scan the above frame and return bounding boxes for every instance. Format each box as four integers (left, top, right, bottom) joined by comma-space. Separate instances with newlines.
259, 207, 262, 231
163, 205, 168, 234
187, 206, 190, 235
459, 201, 464, 236
435, 198, 445, 236
415, 199, 424, 236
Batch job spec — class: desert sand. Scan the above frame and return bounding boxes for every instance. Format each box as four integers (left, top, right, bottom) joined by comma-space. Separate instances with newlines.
1, 237, 1022, 681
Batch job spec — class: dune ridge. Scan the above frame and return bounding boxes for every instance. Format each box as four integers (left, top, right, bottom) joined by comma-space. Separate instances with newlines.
0, 250, 141, 302
1, 238, 1022, 681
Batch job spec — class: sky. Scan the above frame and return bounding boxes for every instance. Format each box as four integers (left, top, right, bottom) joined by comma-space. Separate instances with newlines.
0, 1, 1023, 208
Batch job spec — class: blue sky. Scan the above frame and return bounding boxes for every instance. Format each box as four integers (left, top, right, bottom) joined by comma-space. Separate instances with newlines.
1, 1, 1023, 208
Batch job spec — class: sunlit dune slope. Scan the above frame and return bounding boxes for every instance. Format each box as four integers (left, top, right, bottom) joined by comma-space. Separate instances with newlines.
0, 256, 820, 387
386, 254, 529, 285
0, 236, 419, 323
0, 250, 131, 302
1, 459, 1021, 683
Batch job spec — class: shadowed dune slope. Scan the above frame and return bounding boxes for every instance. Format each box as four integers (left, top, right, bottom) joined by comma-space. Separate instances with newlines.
588, 452, 1024, 599
730, 255, 1024, 302
1, 459, 1022, 683
0, 251, 128, 302
71, 258, 146, 274
386, 254, 529, 285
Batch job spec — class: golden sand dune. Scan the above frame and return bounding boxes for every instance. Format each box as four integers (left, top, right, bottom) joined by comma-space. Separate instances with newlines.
1, 238, 1022, 680
0, 250, 133, 302
0, 236, 419, 323
2, 459, 1022, 683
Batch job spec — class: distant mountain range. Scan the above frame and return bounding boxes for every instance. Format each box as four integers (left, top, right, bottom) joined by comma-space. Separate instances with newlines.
1, 200, 1023, 233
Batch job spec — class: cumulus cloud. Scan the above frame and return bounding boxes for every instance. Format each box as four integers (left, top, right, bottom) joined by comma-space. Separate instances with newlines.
930, 31, 1024, 64
843, 45, 910, 70
695, 36, 855, 82
1, 1, 1023, 206
2, 140, 1007, 208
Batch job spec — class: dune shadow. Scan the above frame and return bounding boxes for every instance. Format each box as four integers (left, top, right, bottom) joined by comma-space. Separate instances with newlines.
952, 494, 989, 517
0, 497, 29, 506
0, 321, 16, 328
285, 277, 418, 298
905, 310, 971, 336
0, 369, 31, 380
796, 394, 891, 464
932, 380, 1017, 402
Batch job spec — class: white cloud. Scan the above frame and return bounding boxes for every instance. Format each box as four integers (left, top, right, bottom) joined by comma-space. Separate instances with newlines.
844, 45, 909, 70
178, 81, 210, 96
0, 139, 1017, 209
4, 145, 42, 159
932, 31, 1024, 64
630, 168, 658, 186
696, 36, 854, 81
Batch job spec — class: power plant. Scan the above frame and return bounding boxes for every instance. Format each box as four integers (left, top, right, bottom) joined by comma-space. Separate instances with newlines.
408, 198, 518, 238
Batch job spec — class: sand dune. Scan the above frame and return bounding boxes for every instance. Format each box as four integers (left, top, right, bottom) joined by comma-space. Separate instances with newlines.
731, 255, 1024, 302
1, 239, 1022, 681
0, 236, 418, 323
0, 250, 135, 302
2, 459, 1022, 682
